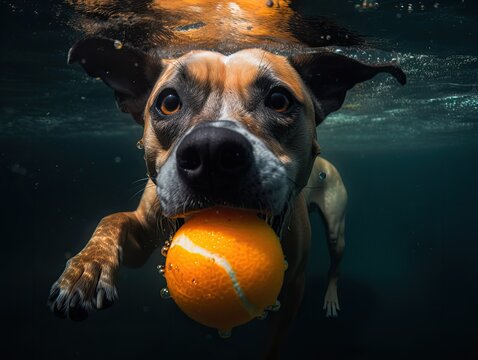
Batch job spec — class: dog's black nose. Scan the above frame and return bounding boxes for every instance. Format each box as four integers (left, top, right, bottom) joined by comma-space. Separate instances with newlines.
176, 125, 253, 195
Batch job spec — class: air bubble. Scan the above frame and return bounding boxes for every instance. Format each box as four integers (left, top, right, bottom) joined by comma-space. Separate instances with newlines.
257, 311, 268, 320
136, 139, 144, 150
161, 246, 169, 257
192, 278, 197, 285
160, 287, 171, 299
114, 40, 123, 49
266, 300, 281, 312
157, 264, 165, 275
218, 329, 232, 338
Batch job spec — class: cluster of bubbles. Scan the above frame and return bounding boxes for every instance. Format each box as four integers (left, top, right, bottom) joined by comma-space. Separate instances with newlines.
394, 2, 442, 18
396, 2, 440, 13
355, 1, 444, 15
355, 1, 380, 11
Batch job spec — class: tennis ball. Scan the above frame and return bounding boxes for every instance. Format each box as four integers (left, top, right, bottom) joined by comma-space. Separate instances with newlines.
164, 207, 286, 334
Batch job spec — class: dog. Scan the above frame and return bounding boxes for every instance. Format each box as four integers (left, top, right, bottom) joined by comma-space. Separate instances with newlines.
49, 1, 405, 358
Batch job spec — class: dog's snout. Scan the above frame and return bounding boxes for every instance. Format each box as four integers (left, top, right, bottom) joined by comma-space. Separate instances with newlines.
176, 125, 253, 194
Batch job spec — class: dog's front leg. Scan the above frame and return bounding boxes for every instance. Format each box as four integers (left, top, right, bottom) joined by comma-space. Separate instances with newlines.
48, 181, 164, 320
262, 196, 311, 359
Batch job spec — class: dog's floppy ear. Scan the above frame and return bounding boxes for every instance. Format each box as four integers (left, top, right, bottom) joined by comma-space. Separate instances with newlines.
289, 52, 406, 123
68, 37, 162, 125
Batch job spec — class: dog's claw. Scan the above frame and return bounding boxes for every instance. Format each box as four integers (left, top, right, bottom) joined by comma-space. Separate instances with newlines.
324, 300, 339, 318
323, 280, 340, 318
48, 286, 60, 304
96, 288, 105, 309
48, 254, 119, 320
52, 300, 67, 319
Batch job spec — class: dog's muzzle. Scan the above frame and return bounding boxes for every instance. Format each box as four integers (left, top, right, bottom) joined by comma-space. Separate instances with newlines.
156, 120, 289, 222
176, 124, 253, 198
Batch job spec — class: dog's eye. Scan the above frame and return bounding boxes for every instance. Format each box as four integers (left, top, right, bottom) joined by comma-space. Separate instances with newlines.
266, 88, 292, 113
156, 89, 181, 116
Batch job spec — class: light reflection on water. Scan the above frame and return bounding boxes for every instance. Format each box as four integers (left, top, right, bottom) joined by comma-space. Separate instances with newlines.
1, 0, 477, 150
3, 49, 476, 149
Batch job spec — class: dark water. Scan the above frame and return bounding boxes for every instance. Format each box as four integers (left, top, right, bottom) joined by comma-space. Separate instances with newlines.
1, 1, 478, 359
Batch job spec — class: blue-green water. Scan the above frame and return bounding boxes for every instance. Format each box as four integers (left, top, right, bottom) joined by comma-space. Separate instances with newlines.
1, 1, 477, 359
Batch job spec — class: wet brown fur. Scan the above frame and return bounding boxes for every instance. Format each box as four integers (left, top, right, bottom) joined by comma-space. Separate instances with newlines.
49, 48, 343, 358
49, 0, 406, 358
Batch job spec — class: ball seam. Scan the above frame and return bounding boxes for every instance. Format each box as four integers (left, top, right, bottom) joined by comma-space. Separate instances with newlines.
169, 233, 262, 318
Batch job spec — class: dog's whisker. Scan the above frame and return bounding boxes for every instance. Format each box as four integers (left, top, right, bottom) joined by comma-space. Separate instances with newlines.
129, 182, 157, 201
131, 183, 146, 191
131, 177, 149, 185
130, 187, 146, 201
130, 182, 155, 196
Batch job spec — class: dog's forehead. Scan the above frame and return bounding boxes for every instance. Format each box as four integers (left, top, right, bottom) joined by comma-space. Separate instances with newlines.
167, 49, 305, 101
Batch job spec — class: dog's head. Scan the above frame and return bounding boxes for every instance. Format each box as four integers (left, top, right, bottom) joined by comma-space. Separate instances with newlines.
69, 37, 405, 232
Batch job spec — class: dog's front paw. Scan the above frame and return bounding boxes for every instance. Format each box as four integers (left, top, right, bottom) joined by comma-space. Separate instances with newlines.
323, 280, 340, 318
48, 254, 118, 321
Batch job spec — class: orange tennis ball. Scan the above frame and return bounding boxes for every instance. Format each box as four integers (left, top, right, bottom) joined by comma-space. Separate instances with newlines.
164, 207, 286, 333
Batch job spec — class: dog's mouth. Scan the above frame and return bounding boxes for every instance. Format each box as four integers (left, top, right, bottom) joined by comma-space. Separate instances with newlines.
265, 204, 289, 238
157, 121, 291, 237
181, 204, 289, 238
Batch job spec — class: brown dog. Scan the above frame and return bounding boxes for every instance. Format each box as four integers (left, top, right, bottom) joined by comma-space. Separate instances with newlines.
48, 4, 405, 357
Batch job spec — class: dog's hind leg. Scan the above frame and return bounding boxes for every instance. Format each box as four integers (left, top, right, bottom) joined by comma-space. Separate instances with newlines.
305, 157, 347, 318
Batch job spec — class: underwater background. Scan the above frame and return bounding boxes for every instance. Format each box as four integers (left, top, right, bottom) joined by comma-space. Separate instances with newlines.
1, 0, 477, 359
